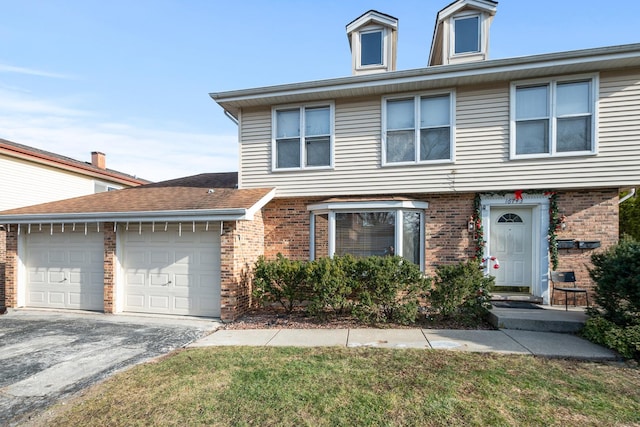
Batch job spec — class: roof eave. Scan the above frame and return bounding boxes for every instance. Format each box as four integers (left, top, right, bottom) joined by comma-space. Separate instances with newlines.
211, 43, 640, 116
0, 208, 251, 225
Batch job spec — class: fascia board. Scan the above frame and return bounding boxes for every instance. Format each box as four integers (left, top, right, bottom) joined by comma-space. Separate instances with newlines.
346, 11, 398, 34
245, 188, 276, 220
438, 0, 497, 21
308, 200, 429, 212
0, 209, 250, 224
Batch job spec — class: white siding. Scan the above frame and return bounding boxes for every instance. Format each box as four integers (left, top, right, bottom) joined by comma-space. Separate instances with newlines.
238, 70, 640, 196
1, 157, 102, 211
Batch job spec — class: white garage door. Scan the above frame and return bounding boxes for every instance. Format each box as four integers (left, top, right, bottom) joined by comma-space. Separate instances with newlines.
122, 224, 221, 317
26, 229, 104, 311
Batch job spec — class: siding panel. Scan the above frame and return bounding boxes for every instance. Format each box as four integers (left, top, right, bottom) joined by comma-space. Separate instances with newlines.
239, 70, 640, 196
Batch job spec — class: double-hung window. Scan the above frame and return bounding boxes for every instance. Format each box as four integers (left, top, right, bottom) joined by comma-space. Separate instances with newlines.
383, 91, 454, 164
273, 103, 333, 170
511, 75, 597, 158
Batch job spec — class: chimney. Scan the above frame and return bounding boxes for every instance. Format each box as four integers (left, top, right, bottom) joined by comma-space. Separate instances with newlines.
91, 151, 106, 169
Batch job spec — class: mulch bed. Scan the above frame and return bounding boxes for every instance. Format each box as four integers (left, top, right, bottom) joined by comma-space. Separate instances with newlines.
222, 308, 496, 330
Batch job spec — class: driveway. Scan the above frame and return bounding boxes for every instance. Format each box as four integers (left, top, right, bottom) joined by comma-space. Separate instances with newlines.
0, 310, 219, 426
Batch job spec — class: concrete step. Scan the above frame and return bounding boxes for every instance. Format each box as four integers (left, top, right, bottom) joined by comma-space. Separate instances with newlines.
487, 305, 588, 333
491, 292, 543, 303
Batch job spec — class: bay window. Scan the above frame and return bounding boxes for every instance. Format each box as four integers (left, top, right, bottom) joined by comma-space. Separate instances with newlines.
309, 201, 428, 270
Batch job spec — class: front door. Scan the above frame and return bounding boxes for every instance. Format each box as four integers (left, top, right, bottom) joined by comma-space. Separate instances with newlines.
489, 207, 533, 288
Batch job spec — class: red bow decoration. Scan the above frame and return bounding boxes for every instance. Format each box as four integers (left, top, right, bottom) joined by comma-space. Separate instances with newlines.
514, 190, 523, 200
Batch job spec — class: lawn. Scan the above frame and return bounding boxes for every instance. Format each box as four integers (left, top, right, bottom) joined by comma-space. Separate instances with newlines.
34, 347, 640, 426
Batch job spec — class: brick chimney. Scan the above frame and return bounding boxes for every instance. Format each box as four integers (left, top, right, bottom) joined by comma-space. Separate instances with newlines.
91, 151, 106, 169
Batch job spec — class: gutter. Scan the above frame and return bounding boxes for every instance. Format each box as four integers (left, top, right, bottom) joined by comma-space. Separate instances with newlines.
0, 208, 253, 225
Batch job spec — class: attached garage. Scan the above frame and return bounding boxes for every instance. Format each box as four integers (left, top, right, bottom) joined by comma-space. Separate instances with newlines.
24, 227, 104, 311
1, 173, 273, 321
120, 223, 221, 317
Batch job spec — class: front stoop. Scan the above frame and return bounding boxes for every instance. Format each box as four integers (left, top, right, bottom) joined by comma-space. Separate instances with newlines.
488, 306, 588, 333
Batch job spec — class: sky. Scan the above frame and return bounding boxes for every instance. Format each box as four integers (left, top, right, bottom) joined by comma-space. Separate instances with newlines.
1, 0, 638, 182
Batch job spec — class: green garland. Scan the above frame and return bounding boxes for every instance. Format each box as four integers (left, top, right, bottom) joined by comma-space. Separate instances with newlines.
472, 191, 560, 270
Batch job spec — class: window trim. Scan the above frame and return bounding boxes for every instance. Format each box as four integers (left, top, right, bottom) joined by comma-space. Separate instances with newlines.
450, 12, 482, 57
509, 73, 599, 160
308, 200, 428, 271
271, 101, 335, 171
381, 90, 456, 166
355, 26, 387, 72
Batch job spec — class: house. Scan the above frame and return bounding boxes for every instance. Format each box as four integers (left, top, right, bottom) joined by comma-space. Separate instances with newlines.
1, 0, 639, 321
0, 138, 148, 309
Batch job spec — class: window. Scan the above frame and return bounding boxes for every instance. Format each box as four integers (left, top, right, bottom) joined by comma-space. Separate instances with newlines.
273, 103, 333, 170
309, 201, 428, 270
453, 15, 480, 55
511, 76, 597, 158
360, 30, 383, 66
383, 92, 454, 164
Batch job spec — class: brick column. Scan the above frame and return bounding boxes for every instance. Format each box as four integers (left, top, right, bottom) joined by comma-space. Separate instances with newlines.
103, 222, 116, 313
4, 225, 18, 308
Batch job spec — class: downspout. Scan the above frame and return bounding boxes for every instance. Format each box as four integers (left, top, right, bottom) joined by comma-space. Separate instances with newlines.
224, 109, 238, 125
619, 188, 636, 204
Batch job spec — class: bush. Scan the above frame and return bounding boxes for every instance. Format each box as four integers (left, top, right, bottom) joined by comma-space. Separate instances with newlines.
252, 254, 310, 314
582, 317, 640, 360
351, 256, 431, 325
589, 238, 640, 326
429, 260, 494, 318
306, 255, 357, 318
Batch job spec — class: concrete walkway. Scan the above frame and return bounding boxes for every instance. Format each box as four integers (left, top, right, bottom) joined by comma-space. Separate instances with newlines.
190, 327, 619, 361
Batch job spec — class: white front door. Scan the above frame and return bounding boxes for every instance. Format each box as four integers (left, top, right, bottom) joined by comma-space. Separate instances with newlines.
489, 207, 533, 288
25, 229, 104, 311
121, 224, 221, 317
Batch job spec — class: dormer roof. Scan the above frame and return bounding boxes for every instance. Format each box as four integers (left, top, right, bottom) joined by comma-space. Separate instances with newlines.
346, 10, 398, 39
429, 0, 498, 67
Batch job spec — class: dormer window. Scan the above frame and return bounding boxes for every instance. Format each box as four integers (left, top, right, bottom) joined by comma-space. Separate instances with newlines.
346, 10, 398, 75
453, 14, 480, 55
360, 29, 383, 66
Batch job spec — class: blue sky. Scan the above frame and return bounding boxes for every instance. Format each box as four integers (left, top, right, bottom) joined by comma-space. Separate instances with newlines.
1, 0, 638, 182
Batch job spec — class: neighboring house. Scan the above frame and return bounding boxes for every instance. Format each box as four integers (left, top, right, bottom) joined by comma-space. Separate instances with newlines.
0, 138, 148, 307
1, 0, 639, 321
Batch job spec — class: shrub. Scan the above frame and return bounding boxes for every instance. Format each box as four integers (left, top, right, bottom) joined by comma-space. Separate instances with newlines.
351, 256, 431, 325
582, 317, 640, 360
429, 260, 494, 318
306, 255, 357, 318
589, 238, 640, 326
252, 254, 310, 314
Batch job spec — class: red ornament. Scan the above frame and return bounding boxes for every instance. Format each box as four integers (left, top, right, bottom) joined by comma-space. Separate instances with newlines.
514, 190, 523, 201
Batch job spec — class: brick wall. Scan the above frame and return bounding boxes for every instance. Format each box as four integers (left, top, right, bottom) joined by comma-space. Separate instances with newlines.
553, 188, 619, 304
103, 223, 115, 313
0, 227, 5, 307
220, 213, 265, 322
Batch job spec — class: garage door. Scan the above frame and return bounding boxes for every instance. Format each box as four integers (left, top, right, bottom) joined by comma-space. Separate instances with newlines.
122, 224, 221, 317
25, 228, 104, 311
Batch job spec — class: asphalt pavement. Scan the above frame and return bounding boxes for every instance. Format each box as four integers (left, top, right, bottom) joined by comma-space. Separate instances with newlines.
0, 310, 218, 426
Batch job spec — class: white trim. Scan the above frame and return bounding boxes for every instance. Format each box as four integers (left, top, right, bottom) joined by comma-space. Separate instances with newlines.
480, 193, 550, 304
346, 10, 398, 34
510, 73, 599, 160
438, 0, 497, 21
271, 101, 335, 172
114, 230, 124, 313
382, 90, 456, 166
16, 233, 26, 307
308, 200, 429, 213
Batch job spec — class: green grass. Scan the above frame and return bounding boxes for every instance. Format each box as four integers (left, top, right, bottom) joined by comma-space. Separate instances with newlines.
37, 348, 640, 426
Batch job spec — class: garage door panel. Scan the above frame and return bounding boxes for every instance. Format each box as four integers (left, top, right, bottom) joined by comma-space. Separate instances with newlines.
25, 230, 104, 311
122, 224, 221, 317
